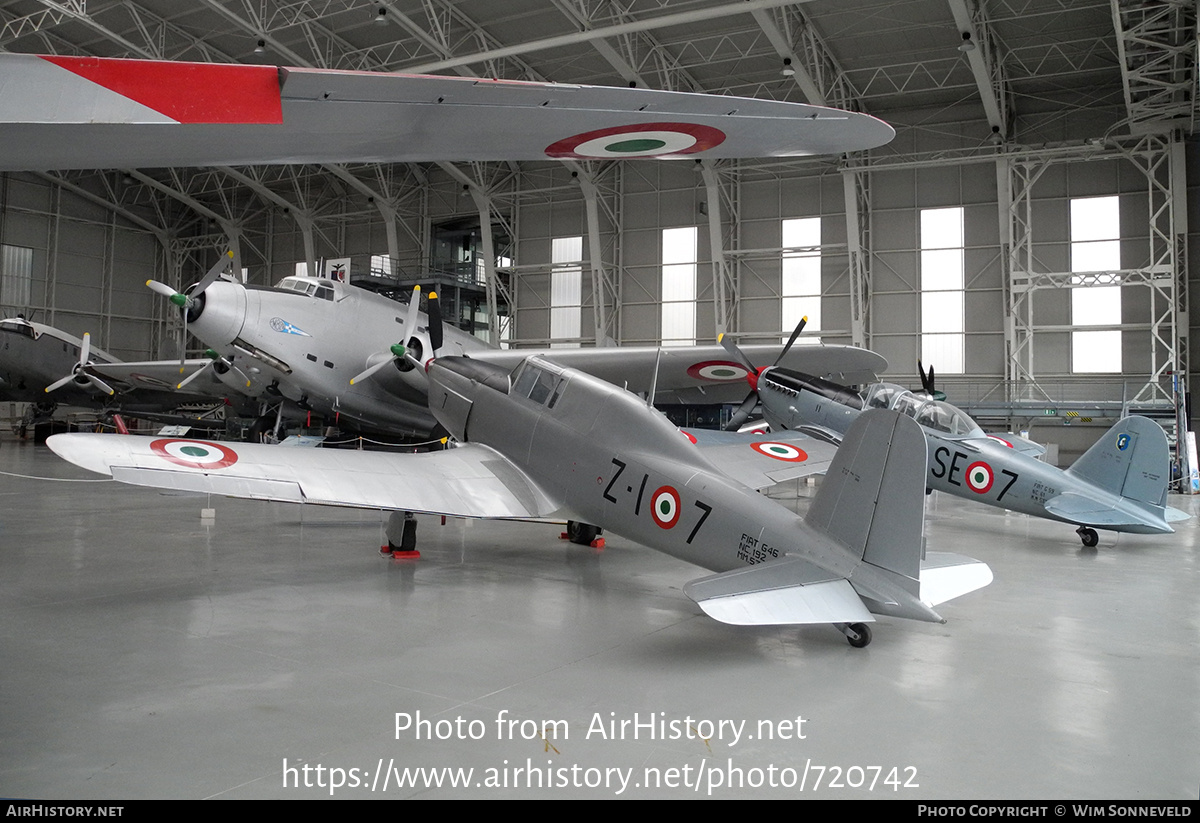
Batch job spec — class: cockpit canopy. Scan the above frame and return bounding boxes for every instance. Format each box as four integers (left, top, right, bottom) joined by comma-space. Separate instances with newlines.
274, 276, 338, 301
860, 382, 982, 437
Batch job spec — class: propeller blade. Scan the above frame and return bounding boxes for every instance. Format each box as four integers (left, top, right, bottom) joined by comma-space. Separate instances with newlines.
193, 249, 235, 296
403, 284, 422, 338
427, 290, 443, 354
774, 316, 808, 366
78, 332, 91, 366
350, 356, 397, 386
85, 373, 115, 396
724, 390, 760, 431
145, 279, 177, 299
44, 374, 75, 393
176, 360, 215, 389
717, 332, 757, 374
917, 359, 936, 396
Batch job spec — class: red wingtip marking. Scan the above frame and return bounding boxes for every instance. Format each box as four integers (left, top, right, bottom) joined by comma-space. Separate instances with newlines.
41, 56, 283, 124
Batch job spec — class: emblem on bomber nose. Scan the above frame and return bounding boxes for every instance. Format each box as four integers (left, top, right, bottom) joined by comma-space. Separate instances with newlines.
270, 317, 310, 337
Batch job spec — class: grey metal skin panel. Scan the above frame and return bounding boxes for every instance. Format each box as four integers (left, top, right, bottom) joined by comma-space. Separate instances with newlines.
759, 370, 1177, 535
0, 55, 894, 171
429, 357, 945, 623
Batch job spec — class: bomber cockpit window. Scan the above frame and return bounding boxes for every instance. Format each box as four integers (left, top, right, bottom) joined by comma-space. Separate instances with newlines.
0, 319, 36, 339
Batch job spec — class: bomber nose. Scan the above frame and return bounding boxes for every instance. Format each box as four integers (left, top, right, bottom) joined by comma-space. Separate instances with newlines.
187, 281, 247, 348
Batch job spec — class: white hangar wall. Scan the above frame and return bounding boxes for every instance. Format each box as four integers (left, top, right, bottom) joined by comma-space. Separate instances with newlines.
0, 134, 1193, 415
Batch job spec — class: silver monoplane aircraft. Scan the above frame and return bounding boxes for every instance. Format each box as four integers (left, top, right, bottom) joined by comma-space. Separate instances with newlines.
718, 335, 1187, 548
48, 349, 992, 648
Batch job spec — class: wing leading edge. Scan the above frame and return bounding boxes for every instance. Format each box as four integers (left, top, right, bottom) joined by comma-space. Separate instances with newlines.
46, 433, 561, 519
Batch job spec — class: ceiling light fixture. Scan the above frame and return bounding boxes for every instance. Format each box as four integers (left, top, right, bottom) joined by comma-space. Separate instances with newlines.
376, 7, 387, 25
254, 39, 266, 54
781, 57, 795, 77
958, 32, 976, 52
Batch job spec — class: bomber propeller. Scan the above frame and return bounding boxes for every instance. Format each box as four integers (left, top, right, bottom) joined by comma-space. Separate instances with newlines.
718, 316, 807, 431
44, 332, 114, 396
176, 348, 252, 390
145, 250, 235, 368
350, 286, 444, 386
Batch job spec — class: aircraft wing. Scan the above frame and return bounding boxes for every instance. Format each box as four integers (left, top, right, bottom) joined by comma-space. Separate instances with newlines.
682, 428, 837, 489
46, 434, 562, 519
474, 344, 886, 404
0, 54, 894, 171
89, 360, 224, 397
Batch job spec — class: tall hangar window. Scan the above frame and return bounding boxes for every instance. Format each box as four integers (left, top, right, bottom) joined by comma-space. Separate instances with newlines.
919, 207, 965, 374
550, 236, 582, 348
1070, 196, 1121, 373
781, 217, 821, 344
661, 226, 697, 346
0, 244, 33, 312
370, 254, 394, 277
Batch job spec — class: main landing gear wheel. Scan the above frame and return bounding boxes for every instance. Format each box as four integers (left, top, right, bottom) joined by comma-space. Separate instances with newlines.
566, 520, 600, 546
839, 623, 872, 648
1077, 527, 1099, 548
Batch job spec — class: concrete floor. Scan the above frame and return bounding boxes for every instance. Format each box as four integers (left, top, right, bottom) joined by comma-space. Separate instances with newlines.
1, 435, 1197, 799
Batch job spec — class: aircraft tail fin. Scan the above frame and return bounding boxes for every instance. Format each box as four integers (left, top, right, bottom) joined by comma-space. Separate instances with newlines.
805, 409, 927, 596
1066, 416, 1170, 508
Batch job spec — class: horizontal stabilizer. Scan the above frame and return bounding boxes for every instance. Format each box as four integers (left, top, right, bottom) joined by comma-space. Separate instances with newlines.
1044, 491, 1169, 530
684, 557, 873, 626
1167, 506, 1191, 523
919, 552, 993, 607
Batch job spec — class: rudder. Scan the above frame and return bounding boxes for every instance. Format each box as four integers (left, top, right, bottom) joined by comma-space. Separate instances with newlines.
1066, 416, 1169, 508
806, 409, 928, 594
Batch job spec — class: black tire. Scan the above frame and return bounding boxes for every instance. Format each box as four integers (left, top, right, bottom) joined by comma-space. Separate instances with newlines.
566, 521, 599, 546
847, 623, 872, 648
1079, 527, 1099, 548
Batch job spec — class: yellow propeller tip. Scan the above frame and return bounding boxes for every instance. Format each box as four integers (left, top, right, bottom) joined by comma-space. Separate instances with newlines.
440, 437, 448, 444
429, 291, 437, 300
802, 315, 808, 321
717, 332, 725, 342
225, 250, 234, 258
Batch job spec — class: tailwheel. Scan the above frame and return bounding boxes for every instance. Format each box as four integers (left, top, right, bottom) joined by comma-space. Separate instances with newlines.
1077, 526, 1099, 548
838, 622, 872, 648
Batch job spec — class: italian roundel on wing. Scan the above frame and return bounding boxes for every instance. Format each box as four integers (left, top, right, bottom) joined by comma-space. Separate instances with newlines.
150, 438, 239, 470
545, 123, 727, 159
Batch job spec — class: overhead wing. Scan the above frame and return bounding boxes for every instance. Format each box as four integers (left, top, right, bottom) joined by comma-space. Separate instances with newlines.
0, 54, 894, 171
682, 428, 837, 489
46, 433, 562, 519
474, 344, 886, 404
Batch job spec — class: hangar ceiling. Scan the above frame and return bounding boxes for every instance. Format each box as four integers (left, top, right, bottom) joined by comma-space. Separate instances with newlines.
0, 0, 1195, 375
